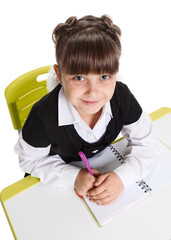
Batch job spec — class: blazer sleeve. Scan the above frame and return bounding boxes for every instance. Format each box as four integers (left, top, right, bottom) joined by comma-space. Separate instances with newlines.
115, 82, 142, 125
125, 89, 142, 125
22, 104, 51, 148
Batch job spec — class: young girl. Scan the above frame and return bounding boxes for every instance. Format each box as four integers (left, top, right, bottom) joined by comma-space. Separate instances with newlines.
14, 15, 158, 206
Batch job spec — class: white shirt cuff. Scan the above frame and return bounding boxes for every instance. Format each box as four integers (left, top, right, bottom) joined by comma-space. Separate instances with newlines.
61, 165, 81, 187
114, 161, 137, 188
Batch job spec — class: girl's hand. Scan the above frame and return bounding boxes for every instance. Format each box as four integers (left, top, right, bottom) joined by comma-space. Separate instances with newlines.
74, 168, 101, 196
86, 172, 124, 206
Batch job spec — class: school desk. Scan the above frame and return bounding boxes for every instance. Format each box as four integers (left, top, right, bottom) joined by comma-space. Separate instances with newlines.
0, 107, 171, 240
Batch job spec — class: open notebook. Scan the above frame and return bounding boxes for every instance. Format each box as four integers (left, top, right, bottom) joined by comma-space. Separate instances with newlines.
71, 138, 171, 226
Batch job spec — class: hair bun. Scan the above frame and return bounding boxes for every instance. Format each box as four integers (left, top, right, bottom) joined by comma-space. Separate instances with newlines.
101, 15, 121, 37
65, 16, 77, 25
52, 17, 78, 45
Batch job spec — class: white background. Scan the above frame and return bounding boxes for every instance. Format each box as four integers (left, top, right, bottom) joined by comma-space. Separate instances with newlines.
0, 0, 170, 239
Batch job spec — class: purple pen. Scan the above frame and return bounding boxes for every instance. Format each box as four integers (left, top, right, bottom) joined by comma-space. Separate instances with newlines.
78, 151, 94, 176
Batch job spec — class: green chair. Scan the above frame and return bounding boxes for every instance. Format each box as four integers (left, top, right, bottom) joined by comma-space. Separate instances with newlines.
5, 66, 52, 130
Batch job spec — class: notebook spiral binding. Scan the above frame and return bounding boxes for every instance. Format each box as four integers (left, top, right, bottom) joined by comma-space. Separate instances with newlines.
136, 180, 152, 193
109, 145, 125, 164
109, 144, 152, 194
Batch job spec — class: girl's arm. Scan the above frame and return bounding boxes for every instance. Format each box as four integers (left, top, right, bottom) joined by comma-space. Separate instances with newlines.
14, 133, 81, 188
15, 133, 100, 194
114, 111, 159, 188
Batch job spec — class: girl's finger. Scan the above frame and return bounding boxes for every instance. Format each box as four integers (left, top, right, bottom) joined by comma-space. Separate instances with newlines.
87, 182, 107, 196
93, 173, 108, 186
93, 195, 114, 205
88, 189, 107, 200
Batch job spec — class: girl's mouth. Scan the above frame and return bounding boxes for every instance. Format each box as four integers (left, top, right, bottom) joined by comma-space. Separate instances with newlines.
82, 100, 99, 106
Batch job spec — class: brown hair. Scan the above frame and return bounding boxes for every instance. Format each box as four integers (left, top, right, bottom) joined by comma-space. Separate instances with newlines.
52, 15, 121, 75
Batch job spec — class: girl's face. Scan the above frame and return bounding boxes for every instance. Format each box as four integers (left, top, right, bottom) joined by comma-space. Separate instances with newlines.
60, 71, 116, 123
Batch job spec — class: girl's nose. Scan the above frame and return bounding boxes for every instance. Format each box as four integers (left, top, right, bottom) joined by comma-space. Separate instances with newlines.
85, 81, 98, 95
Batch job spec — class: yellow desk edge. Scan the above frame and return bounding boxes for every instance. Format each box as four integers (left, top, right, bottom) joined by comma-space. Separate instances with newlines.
0, 177, 39, 240
0, 107, 171, 239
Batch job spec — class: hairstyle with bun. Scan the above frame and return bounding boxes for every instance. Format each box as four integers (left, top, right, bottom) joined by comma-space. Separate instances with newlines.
52, 15, 121, 75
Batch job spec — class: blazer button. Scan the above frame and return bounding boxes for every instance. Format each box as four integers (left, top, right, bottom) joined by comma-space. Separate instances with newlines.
92, 149, 98, 154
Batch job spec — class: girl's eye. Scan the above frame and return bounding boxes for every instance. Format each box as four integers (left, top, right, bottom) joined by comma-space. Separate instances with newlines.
74, 76, 84, 81
101, 75, 110, 80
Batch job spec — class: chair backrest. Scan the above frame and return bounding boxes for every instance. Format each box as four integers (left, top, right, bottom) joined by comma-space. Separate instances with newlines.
5, 66, 52, 130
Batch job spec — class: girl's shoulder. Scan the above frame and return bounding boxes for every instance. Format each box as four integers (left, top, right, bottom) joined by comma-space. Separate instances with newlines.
111, 81, 131, 104
32, 84, 61, 115
115, 81, 130, 94
22, 84, 62, 147
111, 81, 142, 125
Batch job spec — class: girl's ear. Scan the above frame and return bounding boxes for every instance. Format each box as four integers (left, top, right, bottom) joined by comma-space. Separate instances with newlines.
54, 64, 62, 84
